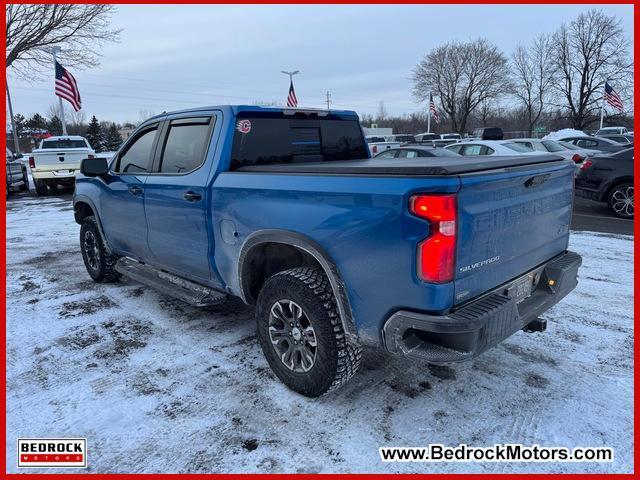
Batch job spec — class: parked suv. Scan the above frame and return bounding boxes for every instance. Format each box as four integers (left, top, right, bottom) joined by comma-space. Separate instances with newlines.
471, 127, 503, 140
575, 148, 634, 219
74, 105, 581, 397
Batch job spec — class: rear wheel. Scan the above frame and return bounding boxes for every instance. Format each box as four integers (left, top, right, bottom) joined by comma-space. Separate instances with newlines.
607, 183, 633, 219
19, 169, 29, 191
80, 216, 121, 283
35, 179, 47, 196
256, 267, 361, 397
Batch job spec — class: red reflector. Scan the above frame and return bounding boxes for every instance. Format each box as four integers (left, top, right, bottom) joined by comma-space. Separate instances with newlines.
572, 153, 584, 164
410, 194, 457, 283
28, 156, 35, 168
580, 159, 593, 171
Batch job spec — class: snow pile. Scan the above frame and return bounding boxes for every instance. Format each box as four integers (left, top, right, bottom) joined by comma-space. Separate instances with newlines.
543, 129, 588, 140
5, 195, 634, 474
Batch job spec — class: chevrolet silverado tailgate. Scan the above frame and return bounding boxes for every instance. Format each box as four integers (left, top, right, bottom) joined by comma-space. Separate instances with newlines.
454, 159, 574, 305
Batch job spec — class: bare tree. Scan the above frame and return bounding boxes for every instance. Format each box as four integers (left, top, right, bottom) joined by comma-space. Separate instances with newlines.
511, 34, 554, 136
550, 9, 633, 129
6, 4, 120, 79
376, 101, 387, 121
412, 39, 510, 133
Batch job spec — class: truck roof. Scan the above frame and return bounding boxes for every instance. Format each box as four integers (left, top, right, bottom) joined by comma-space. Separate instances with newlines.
143, 105, 359, 124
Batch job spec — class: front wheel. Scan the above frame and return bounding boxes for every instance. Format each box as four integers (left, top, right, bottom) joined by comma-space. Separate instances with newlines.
608, 183, 634, 219
256, 267, 361, 397
80, 216, 121, 283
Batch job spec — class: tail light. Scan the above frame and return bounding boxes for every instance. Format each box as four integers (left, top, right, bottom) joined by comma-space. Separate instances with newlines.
372, 146, 378, 154
410, 194, 457, 283
572, 153, 584, 164
28, 156, 35, 168
580, 159, 593, 171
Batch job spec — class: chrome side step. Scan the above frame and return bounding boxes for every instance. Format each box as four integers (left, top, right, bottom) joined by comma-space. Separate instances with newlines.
115, 257, 227, 307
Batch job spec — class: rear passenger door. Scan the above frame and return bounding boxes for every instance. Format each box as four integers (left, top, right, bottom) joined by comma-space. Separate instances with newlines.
142, 114, 219, 283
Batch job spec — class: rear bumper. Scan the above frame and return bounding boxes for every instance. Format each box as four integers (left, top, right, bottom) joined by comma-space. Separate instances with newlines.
382, 251, 582, 363
32, 169, 78, 180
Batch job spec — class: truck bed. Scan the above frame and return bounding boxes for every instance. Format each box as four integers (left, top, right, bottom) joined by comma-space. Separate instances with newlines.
236, 154, 566, 176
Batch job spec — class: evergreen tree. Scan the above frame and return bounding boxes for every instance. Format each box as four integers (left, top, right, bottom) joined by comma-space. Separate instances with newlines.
26, 113, 48, 131
47, 115, 63, 136
85, 115, 105, 152
12, 113, 25, 136
103, 123, 123, 151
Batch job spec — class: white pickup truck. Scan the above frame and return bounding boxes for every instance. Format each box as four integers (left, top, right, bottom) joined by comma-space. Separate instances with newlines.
28, 136, 95, 196
365, 135, 401, 156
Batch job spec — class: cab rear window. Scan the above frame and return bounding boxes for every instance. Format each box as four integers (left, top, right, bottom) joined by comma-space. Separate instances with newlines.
41, 139, 88, 149
230, 113, 367, 170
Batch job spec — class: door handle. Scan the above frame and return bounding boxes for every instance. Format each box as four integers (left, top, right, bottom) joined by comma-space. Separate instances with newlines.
183, 191, 202, 202
128, 185, 143, 196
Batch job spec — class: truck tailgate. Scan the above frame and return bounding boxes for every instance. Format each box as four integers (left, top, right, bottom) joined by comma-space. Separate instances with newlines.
32, 150, 91, 171
454, 160, 574, 305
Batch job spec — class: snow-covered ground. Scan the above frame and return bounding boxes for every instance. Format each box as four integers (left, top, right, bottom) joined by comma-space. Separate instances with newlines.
6, 194, 634, 474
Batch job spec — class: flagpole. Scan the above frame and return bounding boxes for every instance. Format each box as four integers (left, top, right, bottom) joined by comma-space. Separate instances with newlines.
50, 46, 68, 135
427, 92, 432, 134
599, 80, 606, 131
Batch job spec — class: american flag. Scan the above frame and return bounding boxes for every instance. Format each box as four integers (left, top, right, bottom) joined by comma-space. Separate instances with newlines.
55, 61, 82, 112
603, 82, 623, 112
429, 93, 440, 123
286, 81, 298, 108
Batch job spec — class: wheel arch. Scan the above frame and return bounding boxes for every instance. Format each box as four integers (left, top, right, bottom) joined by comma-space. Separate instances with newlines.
73, 196, 113, 254
238, 230, 357, 341
603, 176, 634, 202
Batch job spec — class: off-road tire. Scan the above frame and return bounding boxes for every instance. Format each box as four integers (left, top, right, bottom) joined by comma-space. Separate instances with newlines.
607, 182, 634, 219
35, 179, 48, 196
80, 215, 120, 283
256, 267, 361, 397
19, 169, 29, 191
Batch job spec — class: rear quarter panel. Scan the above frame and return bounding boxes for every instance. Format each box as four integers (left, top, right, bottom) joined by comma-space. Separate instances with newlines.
211, 172, 460, 344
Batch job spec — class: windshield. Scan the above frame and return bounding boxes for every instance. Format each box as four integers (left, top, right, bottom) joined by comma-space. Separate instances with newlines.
231, 113, 368, 170
394, 135, 415, 142
366, 137, 385, 143
41, 139, 88, 149
502, 142, 533, 153
442, 134, 460, 139
541, 140, 565, 152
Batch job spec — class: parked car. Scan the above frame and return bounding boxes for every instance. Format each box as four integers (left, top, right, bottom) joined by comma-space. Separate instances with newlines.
511, 138, 586, 164
445, 140, 544, 156
559, 135, 627, 153
597, 134, 633, 145
74, 105, 581, 397
29, 136, 95, 196
374, 146, 461, 158
5, 148, 29, 197
595, 126, 629, 136
413, 133, 461, 148
575, 148, 634, 219
558, 141, 601, 159
471, 127, 504, 140
385, 134, 416, 144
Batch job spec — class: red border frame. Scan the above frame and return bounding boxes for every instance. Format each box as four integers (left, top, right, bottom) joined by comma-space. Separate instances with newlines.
2, 2, 637, 478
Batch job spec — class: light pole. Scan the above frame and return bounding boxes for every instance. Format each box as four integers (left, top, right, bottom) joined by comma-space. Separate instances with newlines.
281, 70, 300, 84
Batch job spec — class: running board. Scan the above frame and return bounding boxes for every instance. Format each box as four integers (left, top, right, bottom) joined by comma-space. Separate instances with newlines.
115, 257, 228, 307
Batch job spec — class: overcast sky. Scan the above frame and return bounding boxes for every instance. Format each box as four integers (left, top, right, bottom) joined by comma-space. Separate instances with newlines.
7, 4, 634, 124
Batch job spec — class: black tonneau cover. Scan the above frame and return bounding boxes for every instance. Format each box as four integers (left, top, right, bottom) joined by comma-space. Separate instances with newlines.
235, 154, 567, 176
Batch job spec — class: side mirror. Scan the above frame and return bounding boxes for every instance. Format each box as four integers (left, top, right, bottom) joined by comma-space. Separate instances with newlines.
81, 157, 109, 177
13, 153, 23, 159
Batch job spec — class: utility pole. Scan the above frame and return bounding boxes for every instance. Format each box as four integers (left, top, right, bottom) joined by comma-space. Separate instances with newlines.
325, 91, 332, 110
6, 82, 21, 154
427, 91, 432, 134
46, 46, 68, 135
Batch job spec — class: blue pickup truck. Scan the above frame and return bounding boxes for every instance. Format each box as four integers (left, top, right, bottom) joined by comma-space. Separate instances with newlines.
73, 106, 582, 397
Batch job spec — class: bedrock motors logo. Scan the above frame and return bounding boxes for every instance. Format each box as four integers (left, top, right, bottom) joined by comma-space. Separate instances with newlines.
18, 438, 87, 468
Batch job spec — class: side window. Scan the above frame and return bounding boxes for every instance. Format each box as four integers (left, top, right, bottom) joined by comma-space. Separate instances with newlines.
396, 150, 418, 158
462, 145, 483, 156
482, 146, 495, 155
116, 128, 158, 174
576, 139, 596, 148
375, 150, 397, 159
159, 117, 213, 174
447, 145, 462, 154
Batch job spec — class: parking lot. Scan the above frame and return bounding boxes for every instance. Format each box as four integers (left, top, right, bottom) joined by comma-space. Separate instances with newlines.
5, 189, 633, 473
